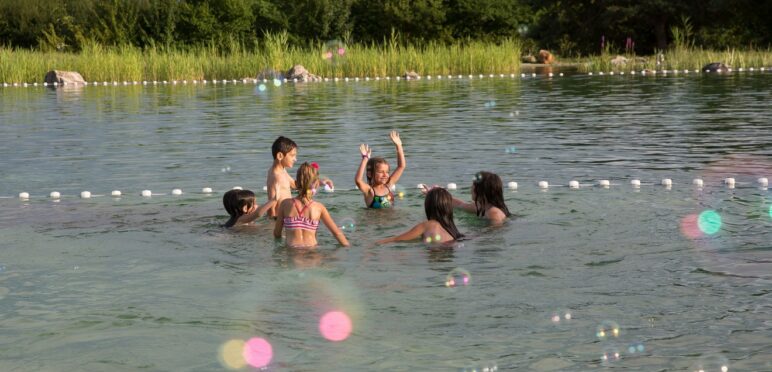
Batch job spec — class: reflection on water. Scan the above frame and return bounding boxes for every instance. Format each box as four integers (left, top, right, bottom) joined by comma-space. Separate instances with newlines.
0, 74, 770, 370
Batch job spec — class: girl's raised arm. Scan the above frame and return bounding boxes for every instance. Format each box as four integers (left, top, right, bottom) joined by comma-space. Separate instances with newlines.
256, 200, 277, 217
388, 130, 406, 186
320, 206, 350, 247
376, 222, 426, 245
355, 144, 372, 195
452, 195, 477, 214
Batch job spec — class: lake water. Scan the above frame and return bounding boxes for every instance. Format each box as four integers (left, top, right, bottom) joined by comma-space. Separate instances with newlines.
0, 72, 770, 371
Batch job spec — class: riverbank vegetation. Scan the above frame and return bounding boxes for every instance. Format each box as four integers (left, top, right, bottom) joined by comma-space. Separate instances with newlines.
0, 0, 769, 82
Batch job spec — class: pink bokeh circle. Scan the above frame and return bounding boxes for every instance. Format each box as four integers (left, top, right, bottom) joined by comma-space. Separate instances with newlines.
242, 337, 273, 368
319, 311, 352, 342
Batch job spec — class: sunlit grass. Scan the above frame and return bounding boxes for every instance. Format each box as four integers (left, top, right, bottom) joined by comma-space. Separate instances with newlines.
0, 35, 522, 83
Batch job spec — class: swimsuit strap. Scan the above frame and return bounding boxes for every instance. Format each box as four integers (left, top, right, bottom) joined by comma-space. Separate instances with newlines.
293, 199, 313, 216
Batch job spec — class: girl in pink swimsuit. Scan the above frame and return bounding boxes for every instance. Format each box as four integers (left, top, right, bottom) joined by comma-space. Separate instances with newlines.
274, 162, 350, 247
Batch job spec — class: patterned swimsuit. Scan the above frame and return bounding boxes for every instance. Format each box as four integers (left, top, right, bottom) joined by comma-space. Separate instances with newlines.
283, 200, 319, 231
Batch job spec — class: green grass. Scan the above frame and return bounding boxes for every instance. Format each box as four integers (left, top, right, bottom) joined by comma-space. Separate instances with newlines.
0, 36, 523, 83
577, 47, 772, 73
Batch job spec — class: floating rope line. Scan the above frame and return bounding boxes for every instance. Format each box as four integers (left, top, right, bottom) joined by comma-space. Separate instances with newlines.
7, 67, 758, 86
7, 177, 768, 201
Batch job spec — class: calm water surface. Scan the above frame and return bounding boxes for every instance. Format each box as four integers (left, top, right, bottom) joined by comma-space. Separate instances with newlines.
0, 73, 770, 371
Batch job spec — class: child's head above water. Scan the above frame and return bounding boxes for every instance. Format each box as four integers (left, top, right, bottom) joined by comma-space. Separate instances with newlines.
366, 157, 390, 186
471, 171, 511, 217
425, 188, 464, 240
223, 189, 256, 227
272, 136, 298, 168
296, 162, 319, 199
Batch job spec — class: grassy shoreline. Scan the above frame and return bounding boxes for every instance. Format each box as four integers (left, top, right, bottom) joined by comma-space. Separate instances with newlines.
0, 38, 522, 83
1, 41, 770, 83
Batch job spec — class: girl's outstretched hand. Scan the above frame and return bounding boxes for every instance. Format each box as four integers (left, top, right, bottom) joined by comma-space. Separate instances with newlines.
359, 143, 371, 158
389, 130, 402, 147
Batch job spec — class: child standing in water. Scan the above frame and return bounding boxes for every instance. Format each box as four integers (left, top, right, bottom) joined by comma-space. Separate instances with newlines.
355, 130, 406, 208
222, 189, 276, 228
274, 162, 350, 247
266, 136, 298, 217
447, 171, 512, 225
377, 188, 464, 244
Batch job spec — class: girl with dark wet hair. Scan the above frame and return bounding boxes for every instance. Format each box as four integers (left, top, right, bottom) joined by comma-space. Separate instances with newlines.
223, 189, 275, 228
451, 171, 511, 225
377, 188, 464, 245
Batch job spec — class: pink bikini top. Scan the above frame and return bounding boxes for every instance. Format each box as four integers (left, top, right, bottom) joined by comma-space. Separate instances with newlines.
283, 200, 320, 231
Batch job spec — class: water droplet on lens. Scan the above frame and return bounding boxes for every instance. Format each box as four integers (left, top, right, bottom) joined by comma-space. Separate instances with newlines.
446, 268, 471, 288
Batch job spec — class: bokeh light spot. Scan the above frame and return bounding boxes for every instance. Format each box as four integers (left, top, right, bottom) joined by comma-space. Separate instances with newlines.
257, 84, 266, 92
339, 217, 356, 232
680, 213, 703, 240
218, 339, 246, 370
273, 79, 282, 87
446, 268, 471, 288
596, 320, 621, 339
242, 337, 273, 369
698, 210, 722, 235
505, 146, 517, 154
601, 346, 621, 364
319, 311, 352, 342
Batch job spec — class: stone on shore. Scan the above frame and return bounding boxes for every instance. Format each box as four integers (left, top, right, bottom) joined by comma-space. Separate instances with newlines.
702, 62, 729, 72
403, 71, 420, 80
285, 65, 322, 82
610, 55, 628, 66
44, 70, 85, 85
521, 54, 537, 63
537, 50, 554, 64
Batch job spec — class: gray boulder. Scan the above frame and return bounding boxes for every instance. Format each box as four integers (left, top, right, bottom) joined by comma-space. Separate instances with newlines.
702, 62, 729, 73
285, 65, 322, 82
610, 55, 628, 66
521, 55, 537, 63
403, 71, 420, 80
44, 70, 86, 85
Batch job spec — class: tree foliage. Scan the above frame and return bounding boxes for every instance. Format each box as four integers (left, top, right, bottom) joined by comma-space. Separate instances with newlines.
0, 0, 768, 53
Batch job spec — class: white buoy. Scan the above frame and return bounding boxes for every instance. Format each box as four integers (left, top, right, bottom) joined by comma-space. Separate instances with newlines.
172, 188, 183, 196
569, 180, 580, 189
598, 180, 610, 187
548, 72, 553, 77
630, 179, 641, 188
538, 181, 549, 189
757, 177, 768, 186
231, 186, 243, 191
50, 191, 61, 199
724, 178, 735, 188
19, 192, 30, 200
447, 183, 457, 190
417, 184, 426, 189
262, 186, 268, 192
80, 191, 92, 199
588, 72, 593, 76
201, 187, 213, 194
693, 179, 704, 187
111, 190, 122, 197
661, 179, 672, 186
141, 190, 152, 197
507, 181, 518, 190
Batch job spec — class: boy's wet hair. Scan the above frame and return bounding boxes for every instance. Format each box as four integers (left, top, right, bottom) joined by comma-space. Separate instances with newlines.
272, 136, 297, 159
425, 188, 464, 240
472, 171, 512, 218
223, 189, 256, 227
365, 157, 390, 185
296, 162, 319, 199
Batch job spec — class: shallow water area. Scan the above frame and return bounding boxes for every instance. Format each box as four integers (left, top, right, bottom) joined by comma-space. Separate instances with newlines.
1, 72, 770, 370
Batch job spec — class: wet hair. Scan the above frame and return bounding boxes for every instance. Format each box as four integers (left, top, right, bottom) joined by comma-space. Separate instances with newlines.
296, 162, 319, 200
425, 188, 464, 240
366, 157, 390, 185
472, 171, 511, 218
223, 189, 256, 227
271, 136, 297, 159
